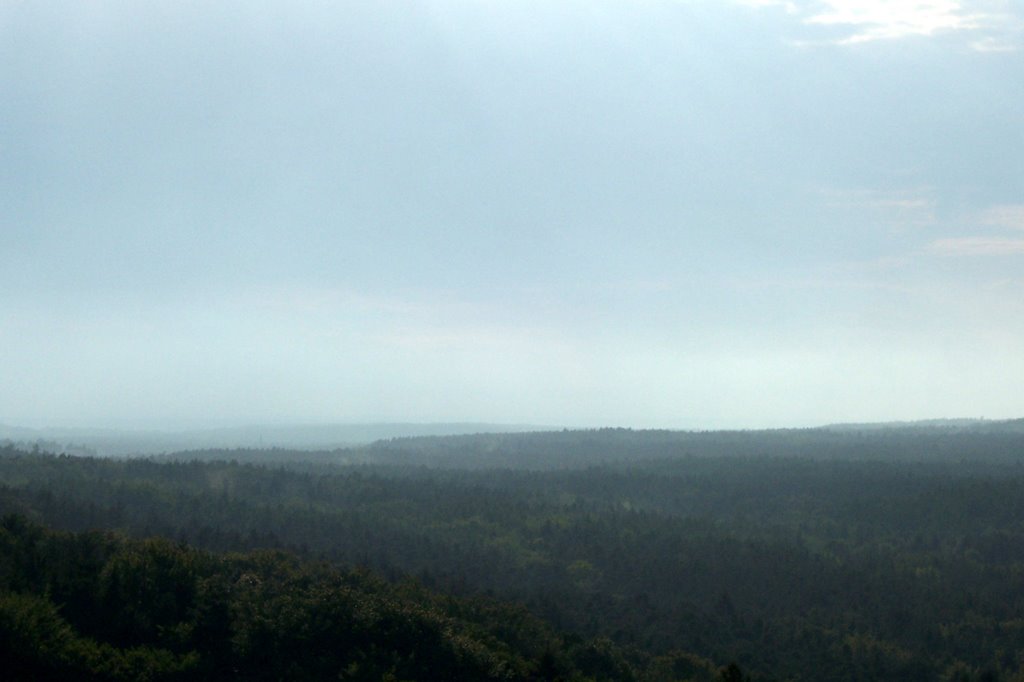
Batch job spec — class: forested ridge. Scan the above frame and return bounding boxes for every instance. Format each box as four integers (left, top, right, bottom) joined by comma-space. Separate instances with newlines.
3, 425, 1024, 680
1, 514, 650, 681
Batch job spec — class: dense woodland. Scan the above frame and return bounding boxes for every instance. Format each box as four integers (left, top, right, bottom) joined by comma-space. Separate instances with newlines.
3, 424, 1024, 680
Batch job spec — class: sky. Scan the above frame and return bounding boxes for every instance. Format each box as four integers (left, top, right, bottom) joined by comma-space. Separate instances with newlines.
2, 0, 1023, 430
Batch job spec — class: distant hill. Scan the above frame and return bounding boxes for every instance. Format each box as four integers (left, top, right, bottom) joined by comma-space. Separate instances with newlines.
820, 417, 1024, 432
361, 421, 1024, 469
0, 422, 551, 457
4, 418, 1023, 460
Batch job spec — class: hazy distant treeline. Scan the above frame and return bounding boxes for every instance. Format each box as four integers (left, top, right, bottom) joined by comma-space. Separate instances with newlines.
149, 420, 1024, 469
0, 423, 547, 457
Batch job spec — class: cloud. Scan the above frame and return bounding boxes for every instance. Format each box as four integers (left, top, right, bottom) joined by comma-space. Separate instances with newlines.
927, 205, 1024, 257
971, 35, 1021, 51
822, 187, 936, 228
980, 204, 1024, 230
732, 0, 800, 11
736, 0, 1022, 50
805, 0, 982, 43
927, 237, 1024, 256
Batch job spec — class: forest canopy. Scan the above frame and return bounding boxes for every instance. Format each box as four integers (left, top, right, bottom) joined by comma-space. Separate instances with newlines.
3, 425, 1024, 680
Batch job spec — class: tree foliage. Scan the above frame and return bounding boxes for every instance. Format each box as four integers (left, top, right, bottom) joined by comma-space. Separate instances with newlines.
4, 427, 1024, 680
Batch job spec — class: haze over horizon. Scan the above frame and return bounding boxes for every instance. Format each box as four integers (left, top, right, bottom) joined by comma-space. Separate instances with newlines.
3, 1, 1023, 431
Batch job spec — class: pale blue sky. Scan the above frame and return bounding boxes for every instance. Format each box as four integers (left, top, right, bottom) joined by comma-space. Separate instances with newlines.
2, 0, 1023, 429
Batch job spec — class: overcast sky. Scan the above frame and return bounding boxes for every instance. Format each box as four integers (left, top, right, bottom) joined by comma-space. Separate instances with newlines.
2, 0, 1023, 430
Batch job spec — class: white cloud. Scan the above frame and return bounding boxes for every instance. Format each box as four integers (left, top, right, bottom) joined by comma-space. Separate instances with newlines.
805, 0, 982, 43
927, 237, 1024, 256
980, 204, 1024, 230
822, 187, 936, 228
736, 0, 1022, 50
732, 0, 800, 12
971, 35, 1021, 51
